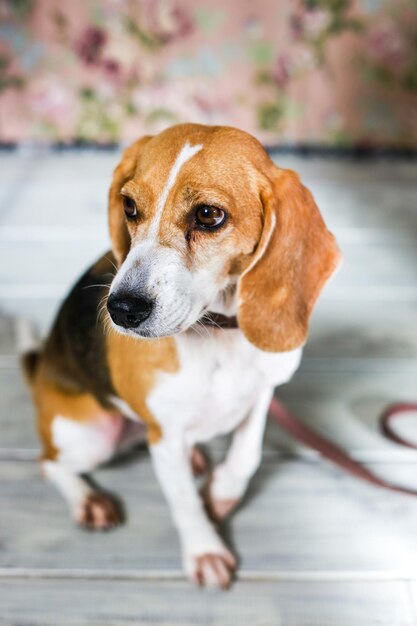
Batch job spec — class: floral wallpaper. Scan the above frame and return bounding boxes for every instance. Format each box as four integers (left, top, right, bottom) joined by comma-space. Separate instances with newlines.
0, 0, 416, 146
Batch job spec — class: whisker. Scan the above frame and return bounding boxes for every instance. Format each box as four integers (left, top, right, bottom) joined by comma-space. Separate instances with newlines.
82, 283, 111, 290
104, 255, 119, 274
97, 293, 110, 330
201, 313, 228, 335
194, 319, 211, 339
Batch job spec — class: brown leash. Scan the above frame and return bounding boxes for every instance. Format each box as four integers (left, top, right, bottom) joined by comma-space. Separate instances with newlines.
268, 397, 417, 497
380, 403, 417, 450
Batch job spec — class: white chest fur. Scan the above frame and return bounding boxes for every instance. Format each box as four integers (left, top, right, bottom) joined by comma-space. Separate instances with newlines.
147, 329, 302, 446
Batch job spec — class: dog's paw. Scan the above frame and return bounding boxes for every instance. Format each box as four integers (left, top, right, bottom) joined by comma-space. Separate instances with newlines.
191, 446, 208, 477
186, 549, 236, 589
75, 493, 123, 531
204, 493, 239, 522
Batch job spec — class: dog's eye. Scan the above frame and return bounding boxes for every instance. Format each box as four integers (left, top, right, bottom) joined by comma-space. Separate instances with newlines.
122, 196, 137, 219
195, 205, 226, 229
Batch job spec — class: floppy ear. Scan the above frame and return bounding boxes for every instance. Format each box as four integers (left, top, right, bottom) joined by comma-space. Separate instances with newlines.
108, 136, 152, 265
238, 168, 341, 353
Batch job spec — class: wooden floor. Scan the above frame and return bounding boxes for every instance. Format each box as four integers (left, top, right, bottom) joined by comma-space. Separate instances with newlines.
1, 151, 417, 625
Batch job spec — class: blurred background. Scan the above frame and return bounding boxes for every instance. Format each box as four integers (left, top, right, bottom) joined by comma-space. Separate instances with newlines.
1, 2, 417, 625
1, 0, 416, 148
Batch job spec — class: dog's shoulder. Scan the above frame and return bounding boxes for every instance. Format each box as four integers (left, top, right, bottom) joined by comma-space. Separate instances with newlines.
41, 252, 116, 404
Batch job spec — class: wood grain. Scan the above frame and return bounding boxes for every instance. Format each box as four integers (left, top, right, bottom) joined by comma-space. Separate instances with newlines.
0, 579, 414, 626
1, 458, 417, 573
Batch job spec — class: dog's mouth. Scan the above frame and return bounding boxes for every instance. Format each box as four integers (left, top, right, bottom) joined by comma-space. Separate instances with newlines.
107, 299, 199, 339
112, 310, 238, 341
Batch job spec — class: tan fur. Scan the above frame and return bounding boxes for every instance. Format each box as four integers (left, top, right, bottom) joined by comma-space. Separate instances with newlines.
32, 368, 117, 460
106, 331, 179, 444
31, 328, 177, 454
108, 125, 265, 271
109, 136, 152, 265
238, 167, 341, 352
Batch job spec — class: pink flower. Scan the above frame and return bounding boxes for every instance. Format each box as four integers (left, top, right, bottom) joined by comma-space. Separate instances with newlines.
147, 2, 193, 44
102, 58, 121, 79
290, 13, 304, 40
303, 9, 330, 38
28, 79, 75, 126
75, 27, 107, 65
272, 54, 292, 89
290, 8, 330, 41
168, 6, 193, 40
365, 22, 408, 72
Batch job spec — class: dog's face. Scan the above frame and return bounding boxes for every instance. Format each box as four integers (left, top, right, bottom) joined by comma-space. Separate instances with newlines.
107, 124, 341, 352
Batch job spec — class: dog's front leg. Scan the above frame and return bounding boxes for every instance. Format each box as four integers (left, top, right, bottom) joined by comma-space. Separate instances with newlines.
149, 436, 236, 589
204, 387, 274, 521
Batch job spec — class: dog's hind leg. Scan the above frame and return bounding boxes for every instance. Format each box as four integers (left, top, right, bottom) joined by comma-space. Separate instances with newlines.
36, 382, 125, 530
42, 459, 122, 530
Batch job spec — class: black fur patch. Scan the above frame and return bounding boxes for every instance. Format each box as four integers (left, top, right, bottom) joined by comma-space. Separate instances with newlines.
42, 252, 117, 406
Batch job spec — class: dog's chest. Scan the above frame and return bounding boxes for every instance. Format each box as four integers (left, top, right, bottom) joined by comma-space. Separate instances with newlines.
147, 330, 301, 443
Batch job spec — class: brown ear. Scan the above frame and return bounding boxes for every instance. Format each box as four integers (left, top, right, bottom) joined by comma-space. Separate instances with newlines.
238, 168, 341, 352
108, 136, 152, 265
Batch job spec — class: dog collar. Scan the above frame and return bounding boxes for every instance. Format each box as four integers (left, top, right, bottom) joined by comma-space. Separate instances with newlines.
198, 312, 239, 329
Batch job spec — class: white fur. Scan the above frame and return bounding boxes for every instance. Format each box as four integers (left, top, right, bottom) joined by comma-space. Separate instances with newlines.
110, 231, 231, 339
148, 142, 202, 239
108, 394, 142, 422
45, 411, 146, 520
209, 386, 274, 501
42, 460, 92, 519
148, 329, 302, 580
52, 414, 123, 473
149, 331, 301, 445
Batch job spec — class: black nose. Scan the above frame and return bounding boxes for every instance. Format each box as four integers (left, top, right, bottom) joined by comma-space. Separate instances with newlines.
107, 293, 153, 329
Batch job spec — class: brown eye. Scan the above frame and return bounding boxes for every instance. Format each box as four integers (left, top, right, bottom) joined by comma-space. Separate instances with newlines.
122, 196, 137, 219
195, 205, 226, 229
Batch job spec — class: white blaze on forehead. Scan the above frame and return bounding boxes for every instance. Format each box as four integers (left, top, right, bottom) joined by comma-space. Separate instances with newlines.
148, 141, 203, 238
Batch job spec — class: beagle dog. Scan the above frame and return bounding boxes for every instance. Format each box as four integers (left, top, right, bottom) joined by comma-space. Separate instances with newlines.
23, 124, 340, 589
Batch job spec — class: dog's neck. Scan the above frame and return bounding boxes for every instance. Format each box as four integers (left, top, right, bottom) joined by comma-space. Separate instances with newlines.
199, 283, 239, 329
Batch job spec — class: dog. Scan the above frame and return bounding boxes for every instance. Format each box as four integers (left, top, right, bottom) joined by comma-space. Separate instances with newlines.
22, 123, 341, 589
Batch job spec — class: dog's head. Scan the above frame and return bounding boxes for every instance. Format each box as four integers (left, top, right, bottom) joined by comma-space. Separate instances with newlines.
107, 124, 341, 352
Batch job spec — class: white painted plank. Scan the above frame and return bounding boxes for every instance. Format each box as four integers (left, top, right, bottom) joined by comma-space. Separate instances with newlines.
0, 299, 59, 335
269, 368, 417, 457
0, 315, 16, 354
306, 299, 417, 359
1, 459, 417, 573
274, 157, 417, 231
0, 579, 414, 626
409, 580, 417, 623
0, 241, 110, 288
0, 369, 38, 452
0, 152, 117, 229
